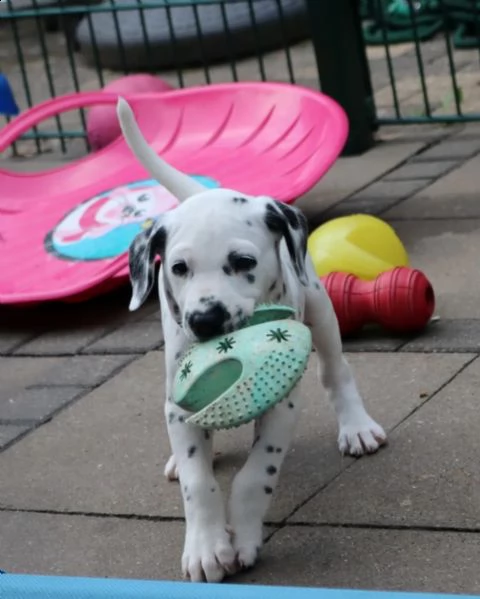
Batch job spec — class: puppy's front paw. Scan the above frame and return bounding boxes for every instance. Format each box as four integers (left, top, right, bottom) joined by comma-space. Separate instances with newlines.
182, 524, 237, 583
232, 526, 262, 570
338, 413, 387, 456
164, 455, 179, 481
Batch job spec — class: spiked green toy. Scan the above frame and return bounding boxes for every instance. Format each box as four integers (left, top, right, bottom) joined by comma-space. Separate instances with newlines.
173, 305, 312, 430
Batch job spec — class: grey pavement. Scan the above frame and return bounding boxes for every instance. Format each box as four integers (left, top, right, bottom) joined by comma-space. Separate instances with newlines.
1, 125, 480, 595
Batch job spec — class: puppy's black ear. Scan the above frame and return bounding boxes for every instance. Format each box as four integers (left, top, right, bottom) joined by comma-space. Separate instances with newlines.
264, 201, 308, 285
128, 218, 167, 311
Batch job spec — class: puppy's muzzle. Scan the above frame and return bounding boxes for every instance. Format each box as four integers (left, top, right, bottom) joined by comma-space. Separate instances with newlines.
188, 303, 229, 341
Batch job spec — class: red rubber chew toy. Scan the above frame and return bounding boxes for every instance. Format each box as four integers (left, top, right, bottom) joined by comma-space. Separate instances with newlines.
320, 266, 435, 336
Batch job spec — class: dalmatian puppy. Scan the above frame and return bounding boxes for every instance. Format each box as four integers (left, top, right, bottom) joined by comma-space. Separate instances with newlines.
117, 98, 387, 584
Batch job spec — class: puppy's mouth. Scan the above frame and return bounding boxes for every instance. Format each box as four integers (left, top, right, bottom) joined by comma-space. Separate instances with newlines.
188, 320, 237, 343
185, 314, 249, 343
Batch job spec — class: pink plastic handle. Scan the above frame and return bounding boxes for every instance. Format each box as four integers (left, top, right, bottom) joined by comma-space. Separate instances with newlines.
0, 91, 125, 152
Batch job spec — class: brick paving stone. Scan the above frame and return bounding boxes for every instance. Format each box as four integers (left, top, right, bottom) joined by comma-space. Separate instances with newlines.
413, 137, 480, 161
14, 327, 115, 356
139, 309, 161, 323
32, 354, 137, 387
325, 196, 399, 218
342, 331, 409, 352
0, 424, 30, 450
299, 141, 426, 227
401, 319, 480, 353
0, 357, 62, 400
348, 178, 433, 202
236, 526, 480, 594
0, 331, 38, 356
384, 160, 459, 180
388, 220, 480, 319
0, 511, 183, 581
384, 154, 480, 219
325, 179, 433, 218
0, 386, 85, 424
83, 321, 164, 354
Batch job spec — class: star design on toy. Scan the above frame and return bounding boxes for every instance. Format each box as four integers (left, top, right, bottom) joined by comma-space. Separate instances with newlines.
217, 337, 236, 353
180, 360, 193, 381
267, 329, 291, 343
267, 328, 291, 343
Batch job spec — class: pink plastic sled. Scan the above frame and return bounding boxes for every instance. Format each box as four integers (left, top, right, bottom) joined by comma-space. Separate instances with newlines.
0, 82, 348, 305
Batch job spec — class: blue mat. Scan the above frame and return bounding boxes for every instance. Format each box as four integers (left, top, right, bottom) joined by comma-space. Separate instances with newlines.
1, 574, 479, 599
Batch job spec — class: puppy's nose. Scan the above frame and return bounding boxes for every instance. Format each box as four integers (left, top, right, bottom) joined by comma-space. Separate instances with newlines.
189, 304, 228, 340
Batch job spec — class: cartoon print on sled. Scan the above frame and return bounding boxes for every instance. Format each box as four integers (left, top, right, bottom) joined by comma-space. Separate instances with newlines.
45, 175, 219, 262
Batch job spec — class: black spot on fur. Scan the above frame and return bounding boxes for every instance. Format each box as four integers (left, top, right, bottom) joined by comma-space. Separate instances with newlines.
264, 486, 273, 495
128, 224, 167, 309
204, 430, 211, 441
282, 283, 287, 294
266, 465, 277, 476
275, 201, 300, 229
246, 273, 255, 284
232, 196, 248, 204
288, 401, 295, 409
188, 445, 196, 458
314, 281, 321, 290
275, 293, 282, 302
129, 225, 167, 280
264, 203, 308, 284
253, 435, 260, 447
174, 351, 182, 361
211, 487, 216, 492
178, 415, 185, 423
183, 485, 188, 493
266, 445, 274, 453
223, 265, 232, 276
246, 220, 253, 226
168, 412, 176, 424
264, 203, 287, 235
186, 495, 191, 501
276, 447, 283, 453
269, 281, 277, 292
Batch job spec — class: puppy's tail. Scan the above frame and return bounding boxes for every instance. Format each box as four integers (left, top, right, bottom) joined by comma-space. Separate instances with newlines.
116, 97, 207, 202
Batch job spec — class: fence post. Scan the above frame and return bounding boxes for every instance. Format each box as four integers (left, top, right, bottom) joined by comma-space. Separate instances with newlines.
305, 0, 377, 156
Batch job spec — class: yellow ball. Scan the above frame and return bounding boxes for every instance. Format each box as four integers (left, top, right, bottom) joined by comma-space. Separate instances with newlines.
308, 214, 409, 280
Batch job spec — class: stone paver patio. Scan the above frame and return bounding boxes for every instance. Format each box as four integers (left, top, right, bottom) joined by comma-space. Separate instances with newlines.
1, 8, 480, 592
1, 121, 480, 593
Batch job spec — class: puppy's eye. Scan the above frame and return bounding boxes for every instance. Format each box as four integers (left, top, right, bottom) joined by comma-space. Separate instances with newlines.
172, 261, 189, 276
230, 255, 257, 271
137, 194, 149, 203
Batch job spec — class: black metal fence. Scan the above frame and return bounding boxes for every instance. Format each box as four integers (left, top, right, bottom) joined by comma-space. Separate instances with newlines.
1, 0, 480, 155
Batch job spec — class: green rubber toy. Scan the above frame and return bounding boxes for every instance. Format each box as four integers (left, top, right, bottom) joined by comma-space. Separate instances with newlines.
172, 304, 312, 430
